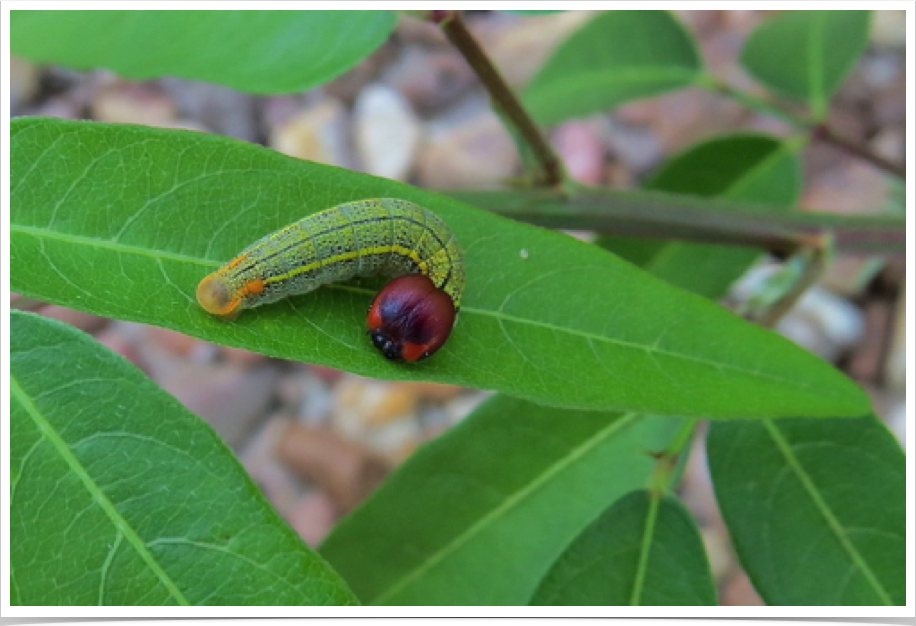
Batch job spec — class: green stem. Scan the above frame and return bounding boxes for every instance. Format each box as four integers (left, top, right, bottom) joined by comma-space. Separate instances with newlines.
648, 419, 699, 494
698, 73, 905, 180
813, 124, 906, 179
698, 73, 809, 129
447, 187, 906, 257
435, 11, 564, 187
757, 235, 832, 328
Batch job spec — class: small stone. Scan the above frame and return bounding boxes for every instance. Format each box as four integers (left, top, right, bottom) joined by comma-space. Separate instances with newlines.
39, 305, 109, 334
158, 76, 259, 142
220, 345, 269, 367
649, 89, 746, 154
885, 289, 905, 392
159, 361, 278, 449
701, 527, 734, 582
415, 110, 519, 188
307, 364, 346, 385
732, 274, 866, 362
143, 325, 204, 357
794, 287, 864, 350
871, 10, 906, 48
391, 380, 465, 403
363, 417, 424, 464
885, 401, 905, 446
382, 45, 475, 113
34, 96, 83, 120
278, 368, 334, 424
91, 82, 178, 127
287, 491, 339, 546
775, 316, 825, 359
95, 326, 145, 370
802, 162, 889, 215
870, 128, 904, 163
354, 83, 421, 181
820, 257, 883, 296
444, 391, 488, 425
239, 415, 305, 517
846, 300, 892, 383
721, 569, 765, 606
11, 56, 40, 111
871, 80, 906, 127
551, 120, 606, 185
334, 376, 419, 430
602, 117, 664, 173
275, 422, 390, 513
268, 99, 352, 168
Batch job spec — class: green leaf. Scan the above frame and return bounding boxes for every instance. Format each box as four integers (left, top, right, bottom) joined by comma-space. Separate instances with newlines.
523, 11, 703, 125
10, 10, 396, 94
707, 416, 905, 605
9, 310, 357, 606
320, 395, 682, 604
740, 11, 872, 118
531, 490, 716, 605
600, 133, 802, 299
11, 117, 870, 419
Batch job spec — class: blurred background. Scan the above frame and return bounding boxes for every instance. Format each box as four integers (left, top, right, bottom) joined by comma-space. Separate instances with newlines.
9, 10, 907, 605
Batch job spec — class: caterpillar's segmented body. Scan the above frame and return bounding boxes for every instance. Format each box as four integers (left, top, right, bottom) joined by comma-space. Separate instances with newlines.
197, 199, 465, 346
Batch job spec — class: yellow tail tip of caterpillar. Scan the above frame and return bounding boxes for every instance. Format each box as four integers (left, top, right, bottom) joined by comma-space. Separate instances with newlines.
197, 273, 242, 319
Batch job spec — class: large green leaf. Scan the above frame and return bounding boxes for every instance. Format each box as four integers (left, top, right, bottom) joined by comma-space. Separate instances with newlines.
9, 310, 357, 605
10, 117, 869, 419
320, 395, 681, 604
531, 490, 716, 605
601, 133, 802, 299
707, 416, 905, 605
740, 11, 872, 118
523, 11, 703, 124
10, 10, 396, 94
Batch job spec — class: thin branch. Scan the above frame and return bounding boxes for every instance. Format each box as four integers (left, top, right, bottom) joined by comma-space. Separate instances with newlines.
434, 11, 564, 187
756, 236, 832, 328
446, 187, 905, 257
700, 75, 906, 180
814, 124, 906, 180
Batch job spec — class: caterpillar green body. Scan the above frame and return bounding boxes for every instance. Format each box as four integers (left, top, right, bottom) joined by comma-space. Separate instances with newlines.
196, 198, 464, 319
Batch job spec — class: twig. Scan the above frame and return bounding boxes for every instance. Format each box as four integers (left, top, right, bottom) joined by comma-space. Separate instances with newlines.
756, 234, 832, 328
434, 11, 564, 187
447, 188, 906, 257
700, 75, 906, 181
813, 124, 906, 180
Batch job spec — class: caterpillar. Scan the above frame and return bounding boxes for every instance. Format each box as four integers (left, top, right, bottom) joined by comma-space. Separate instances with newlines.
197, 198, 465, 361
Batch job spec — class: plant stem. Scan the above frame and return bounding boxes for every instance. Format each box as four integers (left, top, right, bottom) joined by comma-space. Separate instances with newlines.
813, 124, 906, 179
756, 235, 832, 328
699, 74, 906, 180
435, 11, 564, 187
698, 73, 809, 129
649, 419, 699, 494
447, 188, 906, 257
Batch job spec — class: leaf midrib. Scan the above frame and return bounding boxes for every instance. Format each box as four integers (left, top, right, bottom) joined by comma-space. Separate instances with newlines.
629, 491, 660, 605
12, 223, 842, 400
763, 419, 894, 605
530, 66, 698, 102
10, 375, 190, 606
371, 413, 639, 604
806, 12, 827, 118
